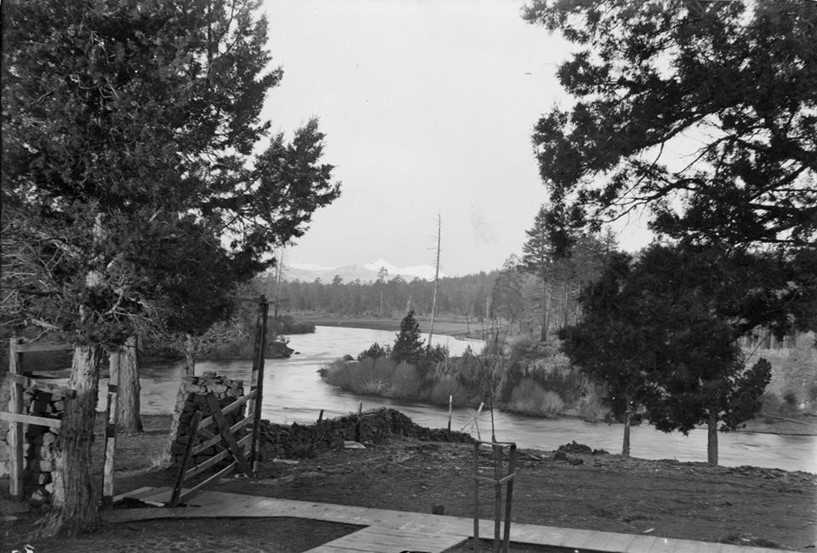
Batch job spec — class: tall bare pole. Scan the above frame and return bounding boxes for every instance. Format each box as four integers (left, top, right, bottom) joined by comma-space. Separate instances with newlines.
273, 247, 284, 319
428, 213, 441, 347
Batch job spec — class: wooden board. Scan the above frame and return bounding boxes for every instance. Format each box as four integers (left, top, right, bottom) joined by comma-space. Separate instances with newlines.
0, 411, 62, 429
102, 490, 792, 553
302, 524, 466, 553
4, 373, 76, 398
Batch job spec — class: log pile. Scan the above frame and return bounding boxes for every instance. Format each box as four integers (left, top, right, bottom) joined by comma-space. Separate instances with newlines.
168, 372, 246, 468
259, 407, 473, 459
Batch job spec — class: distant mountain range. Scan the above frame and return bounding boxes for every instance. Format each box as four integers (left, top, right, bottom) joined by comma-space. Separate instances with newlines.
283, 259, 443, 283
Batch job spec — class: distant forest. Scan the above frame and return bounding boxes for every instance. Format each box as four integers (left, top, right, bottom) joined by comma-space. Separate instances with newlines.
253, 253, 599, 339
257, 271, 499, 320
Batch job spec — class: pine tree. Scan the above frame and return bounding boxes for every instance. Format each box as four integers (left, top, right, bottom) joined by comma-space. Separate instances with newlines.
391, 309, 425, 366
521, 206, 555, 341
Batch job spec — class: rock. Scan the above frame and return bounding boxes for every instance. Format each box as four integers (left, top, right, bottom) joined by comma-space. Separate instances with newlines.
344, 440, 366, 449
557, 441, 593, 455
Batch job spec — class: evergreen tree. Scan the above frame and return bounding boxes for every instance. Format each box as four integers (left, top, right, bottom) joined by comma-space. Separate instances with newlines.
560, 252, 647, 456
525, 0, 816, 253
391, 309, 425, 366
521, 206, 555, 341
1, 0, 339, 535
490, 255, 525, 329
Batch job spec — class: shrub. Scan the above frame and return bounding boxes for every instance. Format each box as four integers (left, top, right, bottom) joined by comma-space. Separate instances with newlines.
358, 342, 391, 361
321, 359, 355, 389
506, 378, 565, 416
270, 315, 315, 335
760, 391, 800, 418
321, 356, 396, 395
389, 362, 423, 398
360, 379, 389, 395
577, 380, 609, 422
783, 390, 798, 406
418, 344, 449, 374
428, 376, 473, 407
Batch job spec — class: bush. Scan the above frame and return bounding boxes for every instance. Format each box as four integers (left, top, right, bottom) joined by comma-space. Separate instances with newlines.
783, 390, 798, 406
760, 391, 800, 418
506, 378, 564, 416
321, 356, 397, 395
360, 379, 389, 395
270, 315, 316, 335
417, 344, 449, 374
388, 362, 423, 398
428, 376, 473, 408
577, 380, 609, 422
358, 342, 391, 361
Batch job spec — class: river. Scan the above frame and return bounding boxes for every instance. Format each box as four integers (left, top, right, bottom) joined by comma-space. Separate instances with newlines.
133, 325, 817, 473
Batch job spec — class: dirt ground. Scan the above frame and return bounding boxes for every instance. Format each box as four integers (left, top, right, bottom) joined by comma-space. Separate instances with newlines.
2, 414, 816, 553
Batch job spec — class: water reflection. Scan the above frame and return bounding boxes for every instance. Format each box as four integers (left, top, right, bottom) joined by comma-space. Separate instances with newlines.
132, 326, 816, 473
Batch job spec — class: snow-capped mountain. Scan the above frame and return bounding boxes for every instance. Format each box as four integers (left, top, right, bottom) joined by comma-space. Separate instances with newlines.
283, 259, 443, 283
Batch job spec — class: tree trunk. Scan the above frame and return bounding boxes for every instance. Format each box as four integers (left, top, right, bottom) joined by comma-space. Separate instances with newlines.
622, 406, 631, 457
184, 333, 196, 377
44, 345, 103, 536
117, 335, 143, 434
707, 409, 719, 466
540, 278, 550, 342
561, 282, 569, 329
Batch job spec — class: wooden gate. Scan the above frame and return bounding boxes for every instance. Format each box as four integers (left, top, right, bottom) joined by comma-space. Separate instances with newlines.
168, 295, 269, 507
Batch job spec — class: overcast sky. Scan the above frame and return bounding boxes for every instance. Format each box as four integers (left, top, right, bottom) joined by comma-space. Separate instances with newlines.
260, 0, 652, 276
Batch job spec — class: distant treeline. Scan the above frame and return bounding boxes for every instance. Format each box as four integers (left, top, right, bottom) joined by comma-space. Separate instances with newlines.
254, 258, 600, 339
257, 271, 500, 321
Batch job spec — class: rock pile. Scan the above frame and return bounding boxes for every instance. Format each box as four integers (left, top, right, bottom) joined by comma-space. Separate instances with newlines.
259, 407, 474, 459
21, 389, 66, 509
168, 372, 246, 468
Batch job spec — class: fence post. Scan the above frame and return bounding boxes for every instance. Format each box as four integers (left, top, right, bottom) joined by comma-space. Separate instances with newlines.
101, 350, 121, 509
249, 295, 268, 474
8, 338, 24, 500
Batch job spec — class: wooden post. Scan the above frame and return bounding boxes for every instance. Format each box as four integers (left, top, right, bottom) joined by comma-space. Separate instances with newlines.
447, 395, 453, 433
493, 444, 502, 553
356, 402, 363, 442
249, 295, 268, 474
474, 402, 483, 440
8, 338, 24, 501
317, 409, 324, 424
101, 351, 121, 509
472, 440, 480, 552
428, 213, 441, 346
472, 440, 516, 553
503, 444, 516, 553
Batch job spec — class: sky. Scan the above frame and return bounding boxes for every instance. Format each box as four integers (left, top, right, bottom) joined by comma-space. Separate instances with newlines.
259, 0, 652, 276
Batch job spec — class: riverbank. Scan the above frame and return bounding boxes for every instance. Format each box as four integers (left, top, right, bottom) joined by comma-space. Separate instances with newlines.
2, 412, 815, 552
292, 312, 492, 340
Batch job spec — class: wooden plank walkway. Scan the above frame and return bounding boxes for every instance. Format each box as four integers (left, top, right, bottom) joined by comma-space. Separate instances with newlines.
104, 487, 794, 553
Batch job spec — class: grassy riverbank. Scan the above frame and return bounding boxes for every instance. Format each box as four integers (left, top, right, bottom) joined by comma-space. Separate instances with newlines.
291, 312, 493, 339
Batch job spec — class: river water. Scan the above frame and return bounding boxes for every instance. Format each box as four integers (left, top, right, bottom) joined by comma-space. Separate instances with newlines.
134, 325, 817, 473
